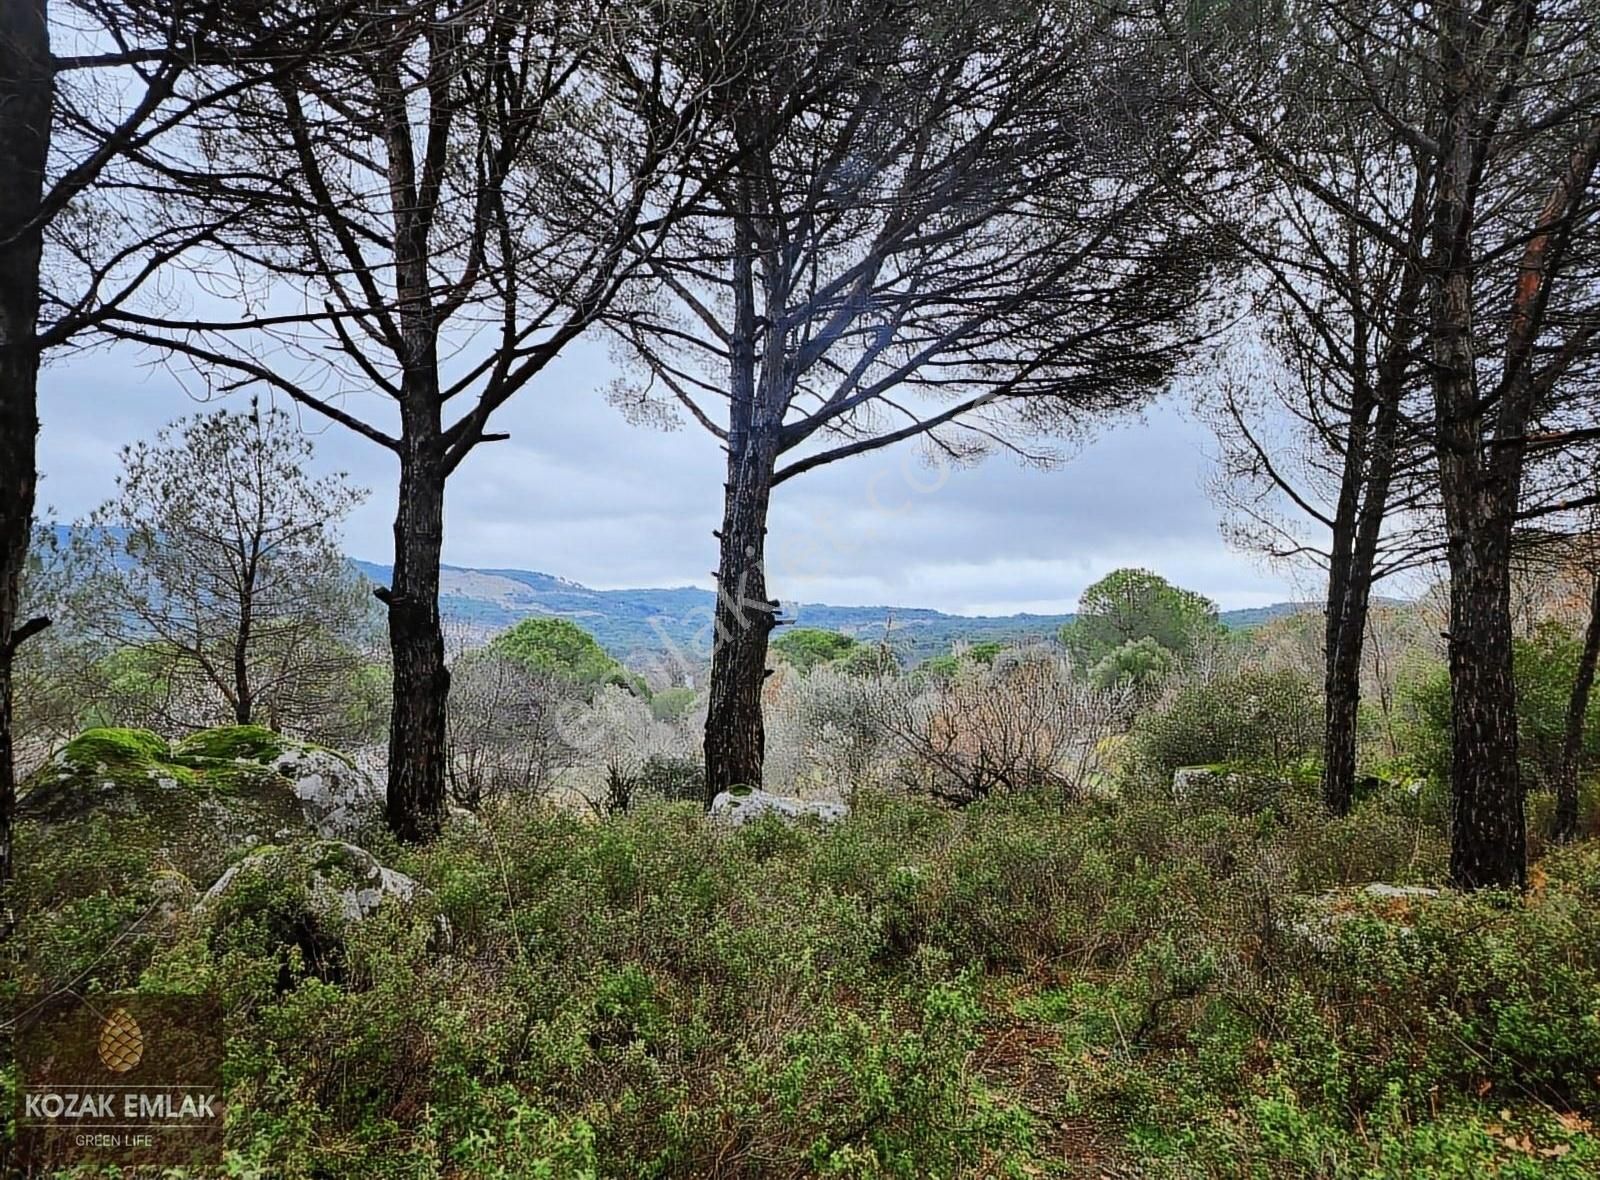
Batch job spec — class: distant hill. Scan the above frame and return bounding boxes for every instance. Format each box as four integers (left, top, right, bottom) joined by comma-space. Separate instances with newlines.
1215, 601, 1319, 629
352, 559, 1073, 661
353, 558, 1316, 663
41, 526, 1315, 661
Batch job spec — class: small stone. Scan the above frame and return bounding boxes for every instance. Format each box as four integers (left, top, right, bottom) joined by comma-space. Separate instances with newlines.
709, 787, 849, 827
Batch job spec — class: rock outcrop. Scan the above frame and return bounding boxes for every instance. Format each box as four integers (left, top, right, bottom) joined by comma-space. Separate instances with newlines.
197, 840, 436, 979
1286, 882, 1445, 952
14, 725, 385, 905
709, 786, 849, 826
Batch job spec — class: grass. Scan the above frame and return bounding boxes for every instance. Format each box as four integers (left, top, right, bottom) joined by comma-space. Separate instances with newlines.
14, 777, 1600, 1178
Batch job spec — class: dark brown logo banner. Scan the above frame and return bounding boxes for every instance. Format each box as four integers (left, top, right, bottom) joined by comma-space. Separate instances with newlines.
9, 993, 223, 1170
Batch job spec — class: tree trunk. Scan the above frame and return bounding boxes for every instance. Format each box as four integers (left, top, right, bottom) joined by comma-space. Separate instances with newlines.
233, 588, 253, 724
703, 184, 781, 802
1321, 393, 1365, 816
1322, 260, 1421, 816
1428, 0, 1532, 891
1432, 234, 1526, 889
704, 441, 780, 799
1323, 386, 1408, 813
1322, 607, 1362, 813
1443, 548, 1524, 887
382, 423, 450, 842
0, 0, 52, 894
1552, 573, 1600, 842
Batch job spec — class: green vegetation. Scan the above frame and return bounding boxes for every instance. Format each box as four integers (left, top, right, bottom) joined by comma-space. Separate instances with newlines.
83, 644, 176, 727
174, 723, 287, 763
837, 642, 901, 677
964, 640, 1004, 664
17, 780, 1600, 1178
7, 0, 1594, 1163
10, 723, 370, 942
648, 685, 698, 722
58, 725, 171, 770
489, 616, 625, 682
488, 617, 646, 696
1088, 634, 1176, 690
14, 599, 1600, 1178
13, 589, 1600, 1178
1397, 621, 1600, 792
771, 626, 862, 671
1132, 667, 1323, 781
1062, 567, 1225, 669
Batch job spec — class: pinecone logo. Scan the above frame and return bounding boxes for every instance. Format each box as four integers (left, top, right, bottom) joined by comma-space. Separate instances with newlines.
97, 1007, 144, 1073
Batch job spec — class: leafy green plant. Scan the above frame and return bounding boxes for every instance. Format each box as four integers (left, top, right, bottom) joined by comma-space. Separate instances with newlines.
488, 618, 645, 696
1396, 624, 1600, 792
1062, 568, 1224, 668
772, 627, 861, 672
20, 753, 1600, 1178
1132, 667, 1322, 782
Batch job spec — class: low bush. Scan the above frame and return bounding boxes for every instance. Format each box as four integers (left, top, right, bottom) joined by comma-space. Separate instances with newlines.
19, 785, 1600, 1177
1131, 666, 1323, 785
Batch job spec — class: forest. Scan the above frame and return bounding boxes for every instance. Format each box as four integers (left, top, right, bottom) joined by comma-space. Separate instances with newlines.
2, 0, 1600, 1176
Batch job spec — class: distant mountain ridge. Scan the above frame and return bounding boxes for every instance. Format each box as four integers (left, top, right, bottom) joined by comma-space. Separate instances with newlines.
352, 558, 1314, 662
40, 527, 1313, 661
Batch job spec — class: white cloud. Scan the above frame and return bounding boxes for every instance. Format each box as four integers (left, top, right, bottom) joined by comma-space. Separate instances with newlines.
38, 337, 1305, 614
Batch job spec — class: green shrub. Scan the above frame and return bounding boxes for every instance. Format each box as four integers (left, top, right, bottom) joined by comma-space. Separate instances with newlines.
837, 642, 900, 677
26, 778, 1594, 1177
488, 618, 645, 696
1089, 636, 1175, 691
771, 627, 860, 672
649, 686, 697, 722
1132, 667, 1323, 783
634, 753, 706, 804
1396, 624, 1600, 794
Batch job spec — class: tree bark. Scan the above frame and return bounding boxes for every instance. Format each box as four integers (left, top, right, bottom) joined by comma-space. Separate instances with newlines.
1427, 0, 1538, 891
233, 579, 254, 724
0, 0, 52, 893
1322, 280, 1419, 815
382, 401, 450, 842
1321, 379, 1368, 816
703, 189, 785, 800
704, 442, 780, 799
1433, 306, 1527, 889
1552, 572, 1600, 841
372, 41, 452, 842
1323, 375, 1411, 811
1321, 604, 1362, 813
1441, 542, 1525, 887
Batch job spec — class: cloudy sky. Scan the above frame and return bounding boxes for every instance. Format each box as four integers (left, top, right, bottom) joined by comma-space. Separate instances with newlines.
37, 335, 1308, 617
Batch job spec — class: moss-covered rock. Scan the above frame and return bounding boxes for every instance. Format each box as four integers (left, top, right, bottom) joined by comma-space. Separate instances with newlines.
17, 728, 303, 897
11, 725, 387, 991
14, 726, 383, 909
196, 840, 433, 982
173, 723, 285, 763
62, 726, 173, 768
